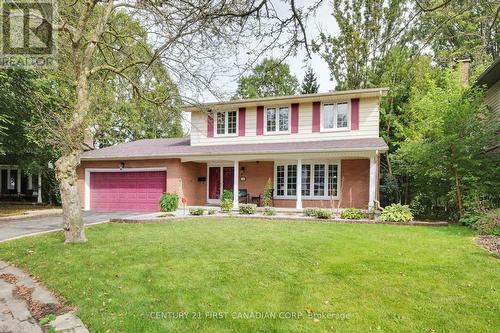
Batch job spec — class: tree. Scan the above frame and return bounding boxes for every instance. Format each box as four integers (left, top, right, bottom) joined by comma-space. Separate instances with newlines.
29, 0, 312, 243
300, 67, 320, 94
235, 58, 299, 99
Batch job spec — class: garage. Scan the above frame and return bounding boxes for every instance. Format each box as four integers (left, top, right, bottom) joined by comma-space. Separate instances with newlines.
89, 170, 166, 211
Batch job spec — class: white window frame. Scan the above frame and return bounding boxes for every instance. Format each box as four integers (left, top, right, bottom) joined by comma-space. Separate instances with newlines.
264, 105, 291, 135
214, 110, 238, 137
320, 101, 351, 132
273, 160, 341, 200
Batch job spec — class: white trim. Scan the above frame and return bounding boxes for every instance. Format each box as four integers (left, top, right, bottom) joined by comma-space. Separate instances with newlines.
320, 100, 351, 132
264, 105, 291, 135
296, 160, 302, 209
28, 174, 33, 190
84, 167, 167, 211
16, 169, 21, 194
37, 173, 42, 203
233, 160, 239, 209
368, 155, 377, 211
206, 163, 233, 204
214, 110, 238, 137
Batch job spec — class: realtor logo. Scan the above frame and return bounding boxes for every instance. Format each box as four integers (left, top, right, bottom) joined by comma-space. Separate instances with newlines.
0, 0, 57, 68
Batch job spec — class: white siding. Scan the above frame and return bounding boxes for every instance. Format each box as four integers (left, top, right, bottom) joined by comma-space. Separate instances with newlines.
190, 97, 380, 146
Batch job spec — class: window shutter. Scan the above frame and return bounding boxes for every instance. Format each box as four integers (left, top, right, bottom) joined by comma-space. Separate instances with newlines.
238, 107, 246, 136
291, 103, 299, 133
256, 106, 264, 135
351, 98, 359, 130
207, 112, 214, 137
312, 102, 321, 132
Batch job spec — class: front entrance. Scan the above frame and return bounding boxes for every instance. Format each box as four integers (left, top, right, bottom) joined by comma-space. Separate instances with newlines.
207, 165, 234, 203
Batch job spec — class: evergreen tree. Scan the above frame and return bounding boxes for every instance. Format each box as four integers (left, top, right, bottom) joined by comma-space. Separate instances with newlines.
300, 67, 320, 94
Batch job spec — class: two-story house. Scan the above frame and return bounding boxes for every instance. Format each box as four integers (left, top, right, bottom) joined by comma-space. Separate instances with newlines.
77, 88, 389, 211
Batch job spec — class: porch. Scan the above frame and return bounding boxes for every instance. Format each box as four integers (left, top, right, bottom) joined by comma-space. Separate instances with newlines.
0, 165, 43, 203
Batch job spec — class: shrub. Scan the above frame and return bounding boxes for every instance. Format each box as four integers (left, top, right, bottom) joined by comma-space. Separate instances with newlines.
239, 203, 257, 214
189, 208, 204, 216
303, 208, 319, 217
459, 211, 481, 227
341, 208, 364, 220
314, 209, 332, 219
263, 207, 276, 216
159, 193, 179, 212
262, 179, 273, 207
220, 199, 233, 213
380, 204, 413, 223
474, 209, 500, 235
207, 208, 217, 215
222, 190, 233, 201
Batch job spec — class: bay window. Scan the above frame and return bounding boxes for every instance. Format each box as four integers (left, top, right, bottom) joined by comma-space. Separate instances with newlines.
266, 106, 289, 133
322, 102, 349, 130
215, 110, 237, 136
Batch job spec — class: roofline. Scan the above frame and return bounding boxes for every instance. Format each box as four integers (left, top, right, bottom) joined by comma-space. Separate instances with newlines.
476, 58, 500, 88
182, 87, 389, 112
80, 145, 389, 161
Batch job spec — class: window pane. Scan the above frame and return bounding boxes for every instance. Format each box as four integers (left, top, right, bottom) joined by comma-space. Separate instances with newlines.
227, 111, 237, 134
328, 164, 338, 197
337, 102, 348, 128
314, 164, 325, 196
279, 107, 289, 131
323, 104, 335, 129
216, 112, 225, 134
266, 108, 276, 132
301, 164, 311, 196
287, 165, 297, 196
276, 165, 285, 196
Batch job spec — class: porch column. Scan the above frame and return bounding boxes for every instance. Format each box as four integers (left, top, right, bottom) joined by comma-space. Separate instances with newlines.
28, 174, 33, 190
7, 168, 11, 190
16, 168, 21, 194
296, 159, 302, 209
368, 155, 377, 211
233, 160, 239, 209
37, 173, 42, 203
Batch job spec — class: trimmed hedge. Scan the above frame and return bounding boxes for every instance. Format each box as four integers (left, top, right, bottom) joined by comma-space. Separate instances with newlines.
160, 193, 179, 212
239, 204, 257, 215
189, 208, 204, 216
341, 208, 364, 220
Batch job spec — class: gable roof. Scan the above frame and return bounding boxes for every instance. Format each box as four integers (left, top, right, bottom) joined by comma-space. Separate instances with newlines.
81, 137, 388, 161
477, 58, 500, 88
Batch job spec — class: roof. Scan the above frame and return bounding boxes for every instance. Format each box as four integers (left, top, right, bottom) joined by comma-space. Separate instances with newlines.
477, 58, 500, 88
183, 87, 389, 112
81, 137, 388, 161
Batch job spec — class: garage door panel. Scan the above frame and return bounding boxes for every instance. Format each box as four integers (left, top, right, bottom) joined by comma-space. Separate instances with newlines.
90, 171, 166, 211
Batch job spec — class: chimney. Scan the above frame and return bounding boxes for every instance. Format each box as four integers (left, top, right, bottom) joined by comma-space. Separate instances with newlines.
456, 58, 471, 86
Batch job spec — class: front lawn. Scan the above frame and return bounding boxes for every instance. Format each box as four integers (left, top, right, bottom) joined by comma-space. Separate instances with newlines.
0, 219, 498, 332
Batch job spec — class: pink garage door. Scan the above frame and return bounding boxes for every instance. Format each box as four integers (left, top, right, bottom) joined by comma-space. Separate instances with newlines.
90, 171, 166, 211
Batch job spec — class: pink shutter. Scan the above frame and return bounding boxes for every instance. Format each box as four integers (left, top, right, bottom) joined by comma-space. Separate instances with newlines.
238, 107, 246, 136
291, 103, 299, 133
312, 101, 321, 132
351, 98, 359, 130
256, 106, 264, 135
207, 112, 214, 137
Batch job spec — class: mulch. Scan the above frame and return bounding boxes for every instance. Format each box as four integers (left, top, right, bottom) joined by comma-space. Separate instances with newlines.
476, 235, 500, 255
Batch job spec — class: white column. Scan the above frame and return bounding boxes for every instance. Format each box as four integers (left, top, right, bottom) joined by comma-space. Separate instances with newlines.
368, 155, 377, 211
296, 159, 302, 209
7, 168, 11, 190
233, 160, 239, 209
37, 173, 42, 203
28, 174, 33, 190
16, 168, 21, 194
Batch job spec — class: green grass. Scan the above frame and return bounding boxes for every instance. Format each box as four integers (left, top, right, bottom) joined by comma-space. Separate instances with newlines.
0, 219, 498, 333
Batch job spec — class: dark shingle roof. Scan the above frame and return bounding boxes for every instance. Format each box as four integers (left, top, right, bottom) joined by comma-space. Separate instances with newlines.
81, 137, 388, 160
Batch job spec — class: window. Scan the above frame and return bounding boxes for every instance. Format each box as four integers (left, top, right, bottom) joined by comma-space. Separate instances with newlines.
266, 106, 289, 133
275, 162, 340, 198
322, 102, 349, 130
215, 111, 237, 136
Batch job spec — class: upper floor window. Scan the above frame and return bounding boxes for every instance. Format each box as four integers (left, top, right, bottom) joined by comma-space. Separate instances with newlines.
215, 111, 237, 136
322, 102, 349, 130
266, 106, 289, 134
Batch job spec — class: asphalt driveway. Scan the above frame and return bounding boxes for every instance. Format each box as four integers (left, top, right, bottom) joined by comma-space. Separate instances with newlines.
0, 211, 148, 242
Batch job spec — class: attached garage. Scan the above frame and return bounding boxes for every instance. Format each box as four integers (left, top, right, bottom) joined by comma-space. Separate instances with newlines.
86, 169, 166, 212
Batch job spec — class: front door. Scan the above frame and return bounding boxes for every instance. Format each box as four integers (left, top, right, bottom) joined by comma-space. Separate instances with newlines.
208, 166, 234, 203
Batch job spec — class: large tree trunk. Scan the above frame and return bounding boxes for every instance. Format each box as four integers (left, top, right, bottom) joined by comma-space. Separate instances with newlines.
55, 150, 86, 243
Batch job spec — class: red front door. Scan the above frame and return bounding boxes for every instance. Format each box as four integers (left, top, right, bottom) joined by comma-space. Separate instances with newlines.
208, 166, 234, 201
90, 171, 166, 211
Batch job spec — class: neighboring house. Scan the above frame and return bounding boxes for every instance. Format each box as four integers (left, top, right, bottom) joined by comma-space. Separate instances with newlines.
77, 88, 389, 211
476, 57, 500, 154
0, 164, 43, 203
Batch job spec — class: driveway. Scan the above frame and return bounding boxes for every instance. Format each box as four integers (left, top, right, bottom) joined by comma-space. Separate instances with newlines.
0, 211, 148, 242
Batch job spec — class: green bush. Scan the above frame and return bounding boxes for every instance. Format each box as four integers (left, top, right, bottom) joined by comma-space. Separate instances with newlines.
189, 208, 204, 216
380, 204, 413, 223
314, 209, 332, 219
262, 179, 273, 207
474, 209, 500, 235
159, 193, 179, 212
239, 203, 257, 214
222, 190, 233, 201
207, 208, 217, 215
459, 211, 481, 227
263, 207, 276, 216
220, 199, 233, 213
341, 208, 364, 220
303, 208, 319, 217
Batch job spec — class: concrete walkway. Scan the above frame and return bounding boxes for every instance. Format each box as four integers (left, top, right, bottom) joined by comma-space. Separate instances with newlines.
0, 211, 149, 242
0, 261, 88, 333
